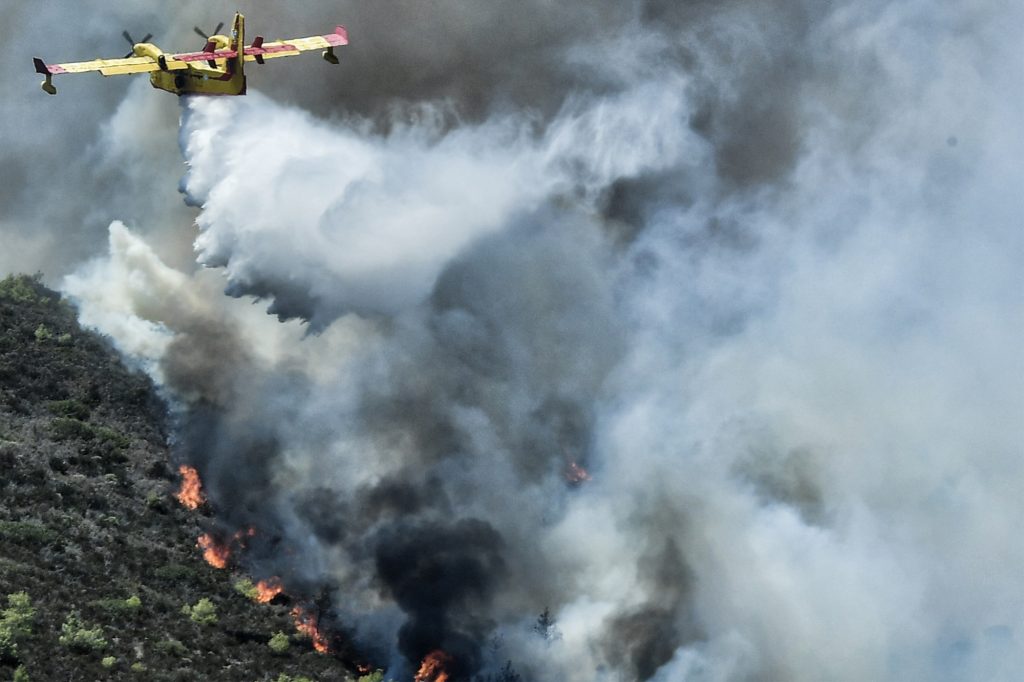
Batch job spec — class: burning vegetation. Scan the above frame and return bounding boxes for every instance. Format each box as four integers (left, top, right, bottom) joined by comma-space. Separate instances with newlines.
254, 577, 284, 604
415, 650, 453, 682
291, 605, 330, 654
197, 533, 231, 569
174, 464, 205, 509
196, 527, 256, 570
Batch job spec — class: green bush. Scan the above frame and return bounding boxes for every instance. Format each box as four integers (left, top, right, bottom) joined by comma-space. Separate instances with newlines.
0, 522, 56, 546
0, 591, 36, 657
182, 597, 217, 626
268, 631, 290, 655
58, 612, 107, 653
101, 656, 117, 668
233, 577, 259, 600
130, 662, 147, 673
93, 426, 130, 449
33, 325, 52, 342
13, 664, 29, 682
3, 593, 34, 637
0, 275, 42, 304
155, 638, 188, 658
49, 418, 94, 442
91, 594, 142, 614
47, 399, 90, 420
48, 418, 130, 448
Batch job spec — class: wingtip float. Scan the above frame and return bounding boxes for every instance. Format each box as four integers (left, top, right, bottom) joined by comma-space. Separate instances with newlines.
34, 12, 347, 96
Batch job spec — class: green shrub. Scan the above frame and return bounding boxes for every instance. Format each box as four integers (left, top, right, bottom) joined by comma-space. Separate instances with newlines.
130, 662, 147, 673
3, 593, 34, 637
49, 418, 94, 442
47, 399, 90, 420
182, 597, 217, 625
268, 631, 290, 655
101, 656, 117, 668
155, 638, 188, 658
233, 577, 259, 600
91, 594, 142, 614
93, 426, 130, 449
0, 629, 15, 659
0, 591, 36, 657
58, 612, 107, 652
33, 325, 52, 342
13, 664, 29, 682
0, 522, 56, 546
0, 275, 42, 304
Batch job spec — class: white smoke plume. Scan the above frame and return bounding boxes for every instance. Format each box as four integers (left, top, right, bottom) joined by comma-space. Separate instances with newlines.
61, 1, 1023, 681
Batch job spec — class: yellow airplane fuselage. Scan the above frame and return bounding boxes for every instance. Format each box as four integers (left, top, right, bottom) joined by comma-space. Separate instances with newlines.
138, 14, 246, 96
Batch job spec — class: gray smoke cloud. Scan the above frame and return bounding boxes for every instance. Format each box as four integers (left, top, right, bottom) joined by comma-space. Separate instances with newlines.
43, 0, 1024, 679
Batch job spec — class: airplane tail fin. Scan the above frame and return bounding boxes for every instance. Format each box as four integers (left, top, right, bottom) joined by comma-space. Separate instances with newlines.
232, 12, 245, 71
34, 58, 57, 95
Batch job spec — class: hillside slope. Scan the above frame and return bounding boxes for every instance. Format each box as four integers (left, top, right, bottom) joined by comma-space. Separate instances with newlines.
0, 275, 358, 682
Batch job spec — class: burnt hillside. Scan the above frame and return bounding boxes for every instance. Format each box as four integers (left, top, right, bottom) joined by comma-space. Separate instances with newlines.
0, 274, 361, 682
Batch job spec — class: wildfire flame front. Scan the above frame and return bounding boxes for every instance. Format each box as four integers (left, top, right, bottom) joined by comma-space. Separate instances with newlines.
415, 650, 452, 682
254, 578, 283, 603
291, 605, 330, 654
175, 464, 205, 509
197, 533, 230, 569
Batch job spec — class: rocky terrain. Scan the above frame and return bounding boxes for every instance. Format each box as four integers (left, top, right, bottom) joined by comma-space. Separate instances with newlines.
0, 274, 366, 682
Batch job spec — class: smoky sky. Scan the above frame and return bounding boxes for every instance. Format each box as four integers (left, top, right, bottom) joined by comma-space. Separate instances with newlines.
5, 0, 840, 280
23, 0, 1024, 680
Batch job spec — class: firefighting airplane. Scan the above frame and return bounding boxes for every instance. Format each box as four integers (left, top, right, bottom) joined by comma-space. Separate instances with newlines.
33, 13, 346, 96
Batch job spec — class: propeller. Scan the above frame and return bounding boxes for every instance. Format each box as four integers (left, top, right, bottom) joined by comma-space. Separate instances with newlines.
121, 30, 153, 58
193, 21, 225, 40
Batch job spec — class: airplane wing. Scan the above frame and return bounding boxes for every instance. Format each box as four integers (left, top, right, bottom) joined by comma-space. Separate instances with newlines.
34, 55, 187, 77
243, 26, 348, 62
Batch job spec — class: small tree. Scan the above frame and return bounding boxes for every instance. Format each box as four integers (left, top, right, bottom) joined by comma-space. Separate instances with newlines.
233, 578, 259, 601
268, 631, 290, 655
533, 607, 560, 641
0, 592, 36, 658
59, 613, 107, 653
183, 597, 218, 625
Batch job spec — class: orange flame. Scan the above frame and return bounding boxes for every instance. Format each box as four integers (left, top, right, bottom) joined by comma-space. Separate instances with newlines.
175, 465, 205, 509
254, 578, 284, 604
415, 650, 452, 682
197, 533, 230, 569
291, 605, 329, 654
566, 461, 591, 484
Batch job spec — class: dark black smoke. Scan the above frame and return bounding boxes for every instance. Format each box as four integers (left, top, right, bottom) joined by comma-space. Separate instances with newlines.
376, 519, 506, 679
